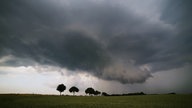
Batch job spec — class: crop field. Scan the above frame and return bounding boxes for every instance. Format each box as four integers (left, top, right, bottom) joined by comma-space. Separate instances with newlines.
0, 94, 192, 108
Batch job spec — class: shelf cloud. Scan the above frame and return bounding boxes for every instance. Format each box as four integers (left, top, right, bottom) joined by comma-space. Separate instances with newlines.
0, 0, 191, 84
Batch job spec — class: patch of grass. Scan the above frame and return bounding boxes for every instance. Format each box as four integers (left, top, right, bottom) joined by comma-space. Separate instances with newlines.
0, 94, 192, 108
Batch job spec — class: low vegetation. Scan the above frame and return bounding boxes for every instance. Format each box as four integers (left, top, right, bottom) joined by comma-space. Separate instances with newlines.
0, 94, 192, 108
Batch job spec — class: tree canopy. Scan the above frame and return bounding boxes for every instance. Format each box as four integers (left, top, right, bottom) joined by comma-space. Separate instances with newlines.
69, 86, 79, 95
94, 90, 101, 96
56, 84, 66, 96
85, 87, 95, 95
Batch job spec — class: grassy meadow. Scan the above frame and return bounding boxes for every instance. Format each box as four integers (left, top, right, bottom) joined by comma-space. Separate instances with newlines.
0, 94, 192, 108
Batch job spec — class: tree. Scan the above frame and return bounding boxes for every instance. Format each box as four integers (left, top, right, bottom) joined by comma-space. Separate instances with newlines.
102, 92, 109, 96
56, 84, 66, 96
69, 86, 79, 95
94, 90, 101, 96
85, 87, 95, 96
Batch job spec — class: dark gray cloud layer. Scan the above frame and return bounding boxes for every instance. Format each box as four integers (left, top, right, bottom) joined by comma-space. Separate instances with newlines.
0, 0, 191, 84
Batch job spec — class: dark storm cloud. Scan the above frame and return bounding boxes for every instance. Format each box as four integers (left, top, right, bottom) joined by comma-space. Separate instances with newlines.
0, 0, 191, 83
147, 0, 192, 71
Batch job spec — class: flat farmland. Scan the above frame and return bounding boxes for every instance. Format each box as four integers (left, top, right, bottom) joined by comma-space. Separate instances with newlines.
0, 94, 191, 108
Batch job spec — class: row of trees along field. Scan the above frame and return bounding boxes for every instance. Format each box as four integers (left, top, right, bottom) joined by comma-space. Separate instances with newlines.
56, 84, 103, 96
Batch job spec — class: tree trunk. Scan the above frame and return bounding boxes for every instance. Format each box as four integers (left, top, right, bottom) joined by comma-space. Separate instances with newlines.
60, 92, 61, 96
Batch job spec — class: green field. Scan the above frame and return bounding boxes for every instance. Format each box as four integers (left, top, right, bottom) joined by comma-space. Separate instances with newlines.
0, 94, 191, 108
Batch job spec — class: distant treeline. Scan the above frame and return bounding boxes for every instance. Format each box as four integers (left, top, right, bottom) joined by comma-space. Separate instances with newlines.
56, 83, 176, 96
102, 92, 177, 96
102, 92, 146, 96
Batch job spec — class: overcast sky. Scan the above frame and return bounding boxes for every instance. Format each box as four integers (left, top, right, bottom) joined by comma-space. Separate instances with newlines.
0, 0, 192, 95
